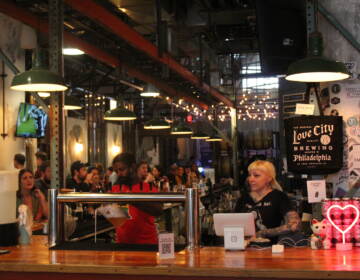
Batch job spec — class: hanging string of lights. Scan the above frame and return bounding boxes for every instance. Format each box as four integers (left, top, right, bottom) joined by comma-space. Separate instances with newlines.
237, 90, 278, 121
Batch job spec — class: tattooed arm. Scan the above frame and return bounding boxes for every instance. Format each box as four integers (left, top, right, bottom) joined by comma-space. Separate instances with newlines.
256, 210, 301, 237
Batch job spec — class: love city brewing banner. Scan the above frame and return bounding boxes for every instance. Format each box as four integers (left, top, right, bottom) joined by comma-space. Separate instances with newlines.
284, 116, 343, 174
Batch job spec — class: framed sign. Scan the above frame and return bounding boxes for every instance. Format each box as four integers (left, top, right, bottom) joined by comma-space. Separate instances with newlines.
284, 116, 343, 174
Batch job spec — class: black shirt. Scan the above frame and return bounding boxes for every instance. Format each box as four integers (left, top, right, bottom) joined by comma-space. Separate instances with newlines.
234, 189, 293, 231
35, 178, 50, 199
66, 177, 90, 192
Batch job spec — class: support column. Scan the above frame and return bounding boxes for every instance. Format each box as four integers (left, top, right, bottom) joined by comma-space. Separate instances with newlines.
48, 0, 65, 190
231, 54, 240, 190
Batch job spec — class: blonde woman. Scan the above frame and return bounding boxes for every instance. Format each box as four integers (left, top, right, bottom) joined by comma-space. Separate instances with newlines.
234, 160, 300, 241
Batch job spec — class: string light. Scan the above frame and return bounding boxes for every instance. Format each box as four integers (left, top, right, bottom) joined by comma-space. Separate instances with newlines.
236, 90, 278, 121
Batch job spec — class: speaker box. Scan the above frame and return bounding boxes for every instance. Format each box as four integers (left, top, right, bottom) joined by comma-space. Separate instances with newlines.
256, 0, 307, 75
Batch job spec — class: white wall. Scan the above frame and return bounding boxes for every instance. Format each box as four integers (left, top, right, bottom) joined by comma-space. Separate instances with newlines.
318, 0, 360, 195
0, 13, 28, 170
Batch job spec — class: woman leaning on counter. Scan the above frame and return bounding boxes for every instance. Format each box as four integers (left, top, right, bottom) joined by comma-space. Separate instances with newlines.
234, 160, 301, 243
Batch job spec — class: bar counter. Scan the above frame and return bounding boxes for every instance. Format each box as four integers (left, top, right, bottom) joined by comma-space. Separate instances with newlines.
1, 236, 360, 280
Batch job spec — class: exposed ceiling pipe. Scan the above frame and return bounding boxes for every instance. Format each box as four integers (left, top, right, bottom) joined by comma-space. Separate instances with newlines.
119, 80, 143, 91
64, 0, 233, 108
0, 0, 208, 109
66, 57, 143, 92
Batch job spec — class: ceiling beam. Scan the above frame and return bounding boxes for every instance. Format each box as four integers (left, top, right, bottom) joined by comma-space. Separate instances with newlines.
64, 0, 233, 108
0, 0, 208, 109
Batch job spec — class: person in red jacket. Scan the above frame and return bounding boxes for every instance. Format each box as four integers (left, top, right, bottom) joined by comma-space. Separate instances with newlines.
111, 153, 163, 244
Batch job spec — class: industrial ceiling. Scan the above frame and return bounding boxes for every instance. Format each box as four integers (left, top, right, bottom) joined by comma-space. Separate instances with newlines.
0, 0, 305, 121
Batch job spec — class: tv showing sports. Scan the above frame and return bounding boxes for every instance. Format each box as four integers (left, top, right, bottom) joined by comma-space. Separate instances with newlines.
15, 103, 48, 138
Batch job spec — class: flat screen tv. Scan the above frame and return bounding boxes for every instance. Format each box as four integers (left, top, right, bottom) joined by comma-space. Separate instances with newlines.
15, 103, 48, 138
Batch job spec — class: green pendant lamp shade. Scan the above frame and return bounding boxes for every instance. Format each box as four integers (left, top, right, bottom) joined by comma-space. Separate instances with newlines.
191, 132, 210, 140
64, 96, 82, 110
206, 134, 223, 142
11, 49, 68, 92
170, 122, 193, 135
104, 107, 137, 121
286, 32, 350, 82
144, 118, 170, 129
38, 92, 51, 98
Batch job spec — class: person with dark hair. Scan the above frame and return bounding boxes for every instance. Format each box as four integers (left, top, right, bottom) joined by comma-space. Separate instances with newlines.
104, 166, 114, 191
66, 161, 90, 192
35, 161, 51, 199
190, 162, 200, 178
175, 166, 186, 186
87, 166, 105, 192
17, 169, 48, 221
150, 165, 169, 191
166, 163, 177, 190
111, 152, 163, 244
135, 161, 151, 183
34, 151, 47, 179
184, 165, 199, 187
109, 153, 130, 186
14, 154, 25, 170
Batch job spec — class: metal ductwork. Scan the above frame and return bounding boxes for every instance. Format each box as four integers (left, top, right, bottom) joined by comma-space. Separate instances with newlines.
64, 0, 233, 108
0, 0, 208, 109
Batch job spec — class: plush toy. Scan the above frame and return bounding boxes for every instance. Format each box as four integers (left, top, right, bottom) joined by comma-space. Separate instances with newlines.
310, 219, 331, 249
18, 204, 33, 245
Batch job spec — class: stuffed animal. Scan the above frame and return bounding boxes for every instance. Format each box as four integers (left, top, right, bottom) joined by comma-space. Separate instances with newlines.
18, 204, 33, 245
310, 219, 331, 249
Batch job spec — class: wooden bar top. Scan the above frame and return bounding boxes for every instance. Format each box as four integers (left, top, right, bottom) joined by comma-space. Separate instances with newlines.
1, 236, 360, 279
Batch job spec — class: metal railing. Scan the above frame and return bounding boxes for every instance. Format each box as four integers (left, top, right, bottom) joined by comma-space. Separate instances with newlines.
48, 188, 200, 249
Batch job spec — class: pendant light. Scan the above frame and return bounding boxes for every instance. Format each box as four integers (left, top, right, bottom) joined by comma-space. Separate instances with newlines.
285, 32, 349, 82
144, 118, 170, 129
63, 48, 84, 55
285, 1, 349, 83
38, 92, 51, 98
140, 84, 160, 97
43, 95, 82, 110
64, 96, 82, 110
191, 132, 210, 140
104, 106, 136, 121
206, 134, 223, 142
170, 122, 193, 135
11, 49, 68, 92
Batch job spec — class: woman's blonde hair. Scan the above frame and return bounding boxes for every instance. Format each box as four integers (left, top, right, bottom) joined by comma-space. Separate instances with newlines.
248, 160, 282, 191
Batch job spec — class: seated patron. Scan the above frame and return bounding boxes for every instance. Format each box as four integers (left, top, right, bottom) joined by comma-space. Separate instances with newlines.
34, 151, 47, 179
111, 153, 162, 244
35, 160, 51, 199
87, 166, 105, 193
66, 161, 91, 192
184, 165, 199, 187
136, 161, 151, 184
175, 166, 186, 186
17, 169, 48, 221
166, 163, 177, 190
151, 165, 169, 191
14, 154, 25, 170
234, 160, 301, 243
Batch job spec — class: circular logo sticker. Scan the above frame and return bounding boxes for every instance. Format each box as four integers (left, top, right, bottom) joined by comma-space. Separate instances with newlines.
320, 135, 331, 145
331, 84, 341, 94
347, 117, 358, 127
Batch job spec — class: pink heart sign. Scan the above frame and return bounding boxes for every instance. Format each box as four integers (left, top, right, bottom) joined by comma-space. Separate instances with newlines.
326, 204, 360, 246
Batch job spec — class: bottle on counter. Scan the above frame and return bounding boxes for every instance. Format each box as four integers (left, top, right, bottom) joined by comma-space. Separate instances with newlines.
18, 204, 32, 245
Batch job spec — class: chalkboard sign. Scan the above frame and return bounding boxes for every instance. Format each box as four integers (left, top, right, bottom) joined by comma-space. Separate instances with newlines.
284, 116, 343, 174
